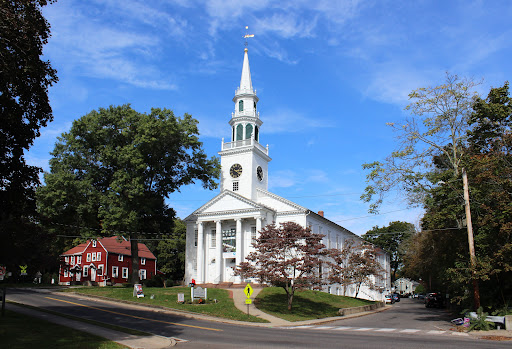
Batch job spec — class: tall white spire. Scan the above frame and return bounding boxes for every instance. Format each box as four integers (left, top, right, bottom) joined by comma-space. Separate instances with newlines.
238, 48, 253, 94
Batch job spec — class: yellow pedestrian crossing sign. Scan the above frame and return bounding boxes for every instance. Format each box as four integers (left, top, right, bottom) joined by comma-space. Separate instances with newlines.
245, 298, 252, 305
244, 283, 253, 298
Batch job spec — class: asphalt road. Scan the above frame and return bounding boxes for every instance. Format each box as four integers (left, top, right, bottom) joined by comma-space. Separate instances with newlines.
6, 289, 510, 348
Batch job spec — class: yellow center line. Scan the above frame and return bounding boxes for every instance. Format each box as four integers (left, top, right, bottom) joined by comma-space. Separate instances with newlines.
44, 296, 223, 332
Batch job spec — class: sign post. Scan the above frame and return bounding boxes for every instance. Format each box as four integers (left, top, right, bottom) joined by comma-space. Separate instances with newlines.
244, 283, 253, 315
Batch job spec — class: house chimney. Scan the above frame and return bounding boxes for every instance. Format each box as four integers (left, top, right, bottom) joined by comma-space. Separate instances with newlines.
318, 211, 324, 217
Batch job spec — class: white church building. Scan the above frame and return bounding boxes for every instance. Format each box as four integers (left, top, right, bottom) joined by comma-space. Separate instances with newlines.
184, 47, 391, 301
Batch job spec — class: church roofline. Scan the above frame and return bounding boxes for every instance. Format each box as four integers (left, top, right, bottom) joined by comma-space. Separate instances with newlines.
184, 190, 275, 222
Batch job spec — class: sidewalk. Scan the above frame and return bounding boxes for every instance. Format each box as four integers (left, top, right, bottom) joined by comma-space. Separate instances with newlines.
7, 302, 176, 348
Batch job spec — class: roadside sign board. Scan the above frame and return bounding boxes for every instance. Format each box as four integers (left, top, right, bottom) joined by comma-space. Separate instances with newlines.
245, 298, 252, 305
133, 284, 144, 298
244, 283, 253, 298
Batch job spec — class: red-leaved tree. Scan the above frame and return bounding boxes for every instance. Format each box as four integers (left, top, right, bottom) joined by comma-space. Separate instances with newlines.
234, 222, 330, 310
329, 240, 384, 298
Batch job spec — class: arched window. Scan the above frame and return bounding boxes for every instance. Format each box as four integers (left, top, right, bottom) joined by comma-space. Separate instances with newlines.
236, 124, 243, 141
254, 101, 257, 112
239, 100, 244, 112
245, 124, 253, 139
255, 126, 259, 141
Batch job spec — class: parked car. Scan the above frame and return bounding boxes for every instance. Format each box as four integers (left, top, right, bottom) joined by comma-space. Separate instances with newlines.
424, 292, 444, 308
385, 294, 395, 304
392, 293, 400, 302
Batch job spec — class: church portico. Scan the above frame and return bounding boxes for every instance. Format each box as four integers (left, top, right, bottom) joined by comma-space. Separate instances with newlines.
189, 211, 269, 284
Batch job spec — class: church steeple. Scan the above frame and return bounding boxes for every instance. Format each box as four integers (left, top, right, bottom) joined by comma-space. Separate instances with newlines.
231, 47, 260, 141
219, 46, 271, 200
238, 48, 254, 94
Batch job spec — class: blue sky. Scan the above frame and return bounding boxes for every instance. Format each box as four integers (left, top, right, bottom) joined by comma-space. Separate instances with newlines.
30, 0, 512, 235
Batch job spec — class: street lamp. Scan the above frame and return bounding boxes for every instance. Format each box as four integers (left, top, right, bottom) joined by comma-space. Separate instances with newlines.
438, 168, 480, 309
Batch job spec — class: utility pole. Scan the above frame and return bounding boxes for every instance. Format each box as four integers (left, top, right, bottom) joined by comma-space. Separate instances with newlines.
462, 168, 480, 310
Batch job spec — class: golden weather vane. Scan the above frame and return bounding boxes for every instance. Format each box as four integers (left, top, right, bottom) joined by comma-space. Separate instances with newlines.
244, 26, 254, 46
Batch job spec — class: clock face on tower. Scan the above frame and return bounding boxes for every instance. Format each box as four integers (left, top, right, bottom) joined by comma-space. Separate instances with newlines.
230, 163, 243, 178
257, 166, 263, 181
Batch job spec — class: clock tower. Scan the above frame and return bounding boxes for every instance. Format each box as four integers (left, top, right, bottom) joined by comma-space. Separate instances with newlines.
218, 48, 271, 200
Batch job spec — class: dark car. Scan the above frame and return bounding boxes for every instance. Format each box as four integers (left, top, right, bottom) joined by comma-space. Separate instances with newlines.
424, 292, 444, 308
392, 293, 400, 302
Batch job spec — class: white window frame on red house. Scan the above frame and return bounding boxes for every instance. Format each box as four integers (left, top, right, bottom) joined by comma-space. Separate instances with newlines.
140, 257, 146, 265
118, 254, 123, 262
92, 240, 97, 247
83, 266, 89, 277
92, 253, 96, 262
96, 252, 101, 261
64, 269, 68, 277
70, 256, 75, 264
86, 253, 91, 262
122, 267, 128, 279
97, 264, 104, 276
139, 269, 147, 280
77, 256, 82, 264
112, 266, 119, 278
65, 256, 69, 263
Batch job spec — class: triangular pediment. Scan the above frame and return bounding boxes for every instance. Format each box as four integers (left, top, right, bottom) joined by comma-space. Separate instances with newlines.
185, 190, 272, 221
255, 189, 307, 213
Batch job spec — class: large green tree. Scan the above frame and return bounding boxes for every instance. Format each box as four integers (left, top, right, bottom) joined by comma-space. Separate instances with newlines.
362, 221, 415, 282
405, 82, 512, 308
37, 105, 220, 283
0, 0, 58, 271
156, 218, 186, 283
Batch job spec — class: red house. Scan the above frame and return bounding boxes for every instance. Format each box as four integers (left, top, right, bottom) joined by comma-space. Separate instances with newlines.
59, 236, 156, 286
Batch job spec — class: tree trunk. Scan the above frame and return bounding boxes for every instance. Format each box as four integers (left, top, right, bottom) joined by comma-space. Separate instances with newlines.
130, 238, 140, 284
287, 290, 294, 311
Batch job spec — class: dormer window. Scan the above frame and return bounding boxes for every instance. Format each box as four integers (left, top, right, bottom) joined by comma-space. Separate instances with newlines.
239, 100, 244, 112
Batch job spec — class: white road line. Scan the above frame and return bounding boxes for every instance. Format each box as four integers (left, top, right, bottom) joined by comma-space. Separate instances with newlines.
333, 326, 353, 330
353, 327, 374, 331
292, 325, 313, 329
400, 329, 421, 333
374, 328, 396, 332
312, 326, 335, 330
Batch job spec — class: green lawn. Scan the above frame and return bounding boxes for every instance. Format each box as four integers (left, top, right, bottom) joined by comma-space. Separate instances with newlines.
63, 286, 268, 323
0, 310, 127, 349
255, 287, 376, 322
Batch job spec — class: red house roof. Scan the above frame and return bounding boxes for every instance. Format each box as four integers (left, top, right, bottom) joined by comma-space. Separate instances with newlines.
61, 236, 156, 259
62, 242, 88, 256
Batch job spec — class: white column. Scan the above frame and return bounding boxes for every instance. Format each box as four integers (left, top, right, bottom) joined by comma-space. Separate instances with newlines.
196, 222, 204, 283
235, 219, 243, 282
216, 220, 222, 284
256, 217, 262, 236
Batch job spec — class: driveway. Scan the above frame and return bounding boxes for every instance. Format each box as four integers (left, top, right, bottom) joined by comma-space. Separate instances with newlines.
328, 297, 454, 331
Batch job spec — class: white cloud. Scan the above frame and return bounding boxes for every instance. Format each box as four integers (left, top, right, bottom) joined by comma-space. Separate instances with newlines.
44, 1, 178, 90
263, 108, 328, 133
269, 170, 298, 189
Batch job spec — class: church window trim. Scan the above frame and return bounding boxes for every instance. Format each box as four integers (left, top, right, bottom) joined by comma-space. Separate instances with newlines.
239, 100, 244, 112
